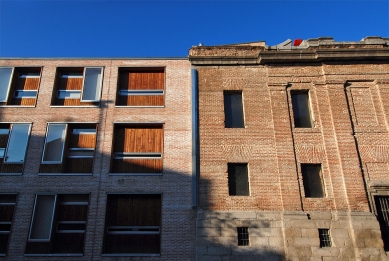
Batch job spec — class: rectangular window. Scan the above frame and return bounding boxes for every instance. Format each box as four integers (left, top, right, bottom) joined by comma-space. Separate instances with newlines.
319, 229, 331, 247
40, 123, 97, 174
25, 194, 89, 255
291, 91, 312, 128
0, 67, 41, 106
301, 164, 324, 198
51, 67, 103, 106
224, 91, 244, 128
0, 123, 31, 174
116, 67, 165, 106
237, 227, 249, 246
228, 163, 249, 196
375, 196, 389, 251
0, 194, 17, 256
111, 124, 163, 174
103, 194, 161, 255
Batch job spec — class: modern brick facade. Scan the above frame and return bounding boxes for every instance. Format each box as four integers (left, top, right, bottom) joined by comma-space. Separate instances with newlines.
0, 59, 195, 260
190, 37, 389, 260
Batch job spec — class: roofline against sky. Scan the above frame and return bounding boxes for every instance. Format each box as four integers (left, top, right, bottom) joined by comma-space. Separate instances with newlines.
0, 57, 188, 60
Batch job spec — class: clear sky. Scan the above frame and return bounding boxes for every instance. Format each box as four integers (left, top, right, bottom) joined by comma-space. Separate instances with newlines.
0, 0, 388, 58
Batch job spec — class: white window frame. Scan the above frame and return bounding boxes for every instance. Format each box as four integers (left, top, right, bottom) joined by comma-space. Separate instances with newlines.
0, 67, 14, 103
28, 195, 57, 242
4, 123, 31, 164
80, 67, 103, 102
57, 90, 81, 99
41, 124, 68, 164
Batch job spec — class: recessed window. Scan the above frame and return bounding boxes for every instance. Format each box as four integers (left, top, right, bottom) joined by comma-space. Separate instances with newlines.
51, 67, 103, 106
319, 229, 331, 247
224, 91, 244, 128
301, 164, 324, 198
0, 67, 41, 106
40, 123, 97, 174
111, 124, 163, 174
228, 163, 249, 196
237, 227, 249, 246
103, 194, 161, 254
116, 67, 164, 106
25, 194, 89, 255
0, 194, 17, 256
291, 91, 312, 128
0, 123, 31, 174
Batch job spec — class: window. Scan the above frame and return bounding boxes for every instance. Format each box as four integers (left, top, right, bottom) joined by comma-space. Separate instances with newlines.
103, 194, 161, 255
224, 91, 244, 128
51, 67, 103, 106
0, 123, 31, 174
116, 67, 164, 106
375, 196, 389, 251
0, 67, 41, 106
25, 194, 89, 255
39, 123, 97, 174
111, 124, 163, 174
0, 194, 17, 256
228, 163, 249, 196
301, 164, 324, 198
318, 229, 331, 247
237, 227, 249, 246
291, 91, 312, 128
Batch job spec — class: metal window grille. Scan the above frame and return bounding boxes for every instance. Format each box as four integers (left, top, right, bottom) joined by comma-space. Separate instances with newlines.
375, 196, 389, 251
237, 227, 249, 246
319, 229, 331, 247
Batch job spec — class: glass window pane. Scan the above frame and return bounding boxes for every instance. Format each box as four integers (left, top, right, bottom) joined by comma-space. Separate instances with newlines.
0, 68, 13, 102
68, 149, 94, 158
224, 91, 245, 128
14, 90, 37, 98
291, 92, 312, 128
4, 124, 30, 163
29, 195, 56, 240
42, 124, 67, 162
57, 90, 81, 99
81, 68, 102, 102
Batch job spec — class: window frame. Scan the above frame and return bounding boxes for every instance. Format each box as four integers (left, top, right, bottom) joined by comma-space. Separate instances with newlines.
3, 123, 32, 164
290, 90, 313, 128
301, 163, 325, 198
80, 67, 104, 102
318, 228, 332, 247
28, 195, 57, 242
0, 67, 14, 103
41, 123, 68, 164
223, 90, 245, 128
227, 162, 250, 196
0, 193, 17, 256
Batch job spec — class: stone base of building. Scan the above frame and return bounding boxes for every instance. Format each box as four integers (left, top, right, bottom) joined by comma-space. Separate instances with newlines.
196, 210, 388, 261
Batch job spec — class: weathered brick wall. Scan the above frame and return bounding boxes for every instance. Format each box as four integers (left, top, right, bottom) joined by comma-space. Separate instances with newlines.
195, 60, 389, 260
0, 59, 195, 260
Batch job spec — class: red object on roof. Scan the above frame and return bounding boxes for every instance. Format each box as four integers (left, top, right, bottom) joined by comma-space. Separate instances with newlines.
293, 39, 303, 46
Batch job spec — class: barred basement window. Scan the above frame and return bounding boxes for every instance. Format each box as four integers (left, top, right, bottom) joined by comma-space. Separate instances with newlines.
0, 194, 17, 256
291, 91, 312, 128
116, 67, 165, 106
237, 227, 249, 246
39, 123, 97, 174
0, 67, 41, 106
111, 124, 163, 174
319, 229, 331, 247
25, 194, 89, 255
224, 91, 244, 128
301, 164, 324, 198
103, 194, 161, 255
228, 163, 249, 196
51, 67, 103, 106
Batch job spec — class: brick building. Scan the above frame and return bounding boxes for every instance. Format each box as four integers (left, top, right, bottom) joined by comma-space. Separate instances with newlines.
0, 58, 195, 260
189, 37, 389, 260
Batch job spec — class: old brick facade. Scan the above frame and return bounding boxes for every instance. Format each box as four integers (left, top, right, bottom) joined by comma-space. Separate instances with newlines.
0, 59, 195, 260
190, 37, 389, 260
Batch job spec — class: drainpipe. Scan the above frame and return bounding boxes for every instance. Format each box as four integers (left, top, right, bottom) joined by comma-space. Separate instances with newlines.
191, 67, 199, 208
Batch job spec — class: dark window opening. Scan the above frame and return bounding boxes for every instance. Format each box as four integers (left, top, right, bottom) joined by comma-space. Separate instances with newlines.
103, 194, 161, 254
25, 194, 89, 255
301, 164, 324, 198
319, 229, 331, 247
228, 163, 249, 196
224, 91, 244, 128
375, 196, 389, 251
237, 227, 249, 246
291, 91, 312, 128
0, 194, 17, 256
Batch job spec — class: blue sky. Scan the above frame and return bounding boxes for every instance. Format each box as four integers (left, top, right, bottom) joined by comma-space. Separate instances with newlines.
0, 0, 388, 57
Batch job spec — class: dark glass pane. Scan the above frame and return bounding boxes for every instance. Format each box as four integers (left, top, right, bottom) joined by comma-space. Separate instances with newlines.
301, 164, 324, 198
291, 92, 312, 128
224, 91, 244, 128
228, 163, 249, 196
